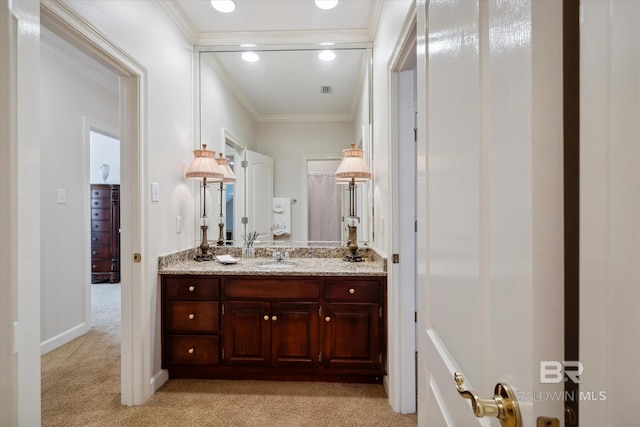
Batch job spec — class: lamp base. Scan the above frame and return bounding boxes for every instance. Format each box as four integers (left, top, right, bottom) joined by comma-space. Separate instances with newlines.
194, 250, 213, 262
343, 252, 363, 263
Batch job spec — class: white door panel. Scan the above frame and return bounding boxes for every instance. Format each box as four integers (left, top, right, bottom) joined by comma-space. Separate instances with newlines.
417, 0, 564, 425
244, 150, 273, 240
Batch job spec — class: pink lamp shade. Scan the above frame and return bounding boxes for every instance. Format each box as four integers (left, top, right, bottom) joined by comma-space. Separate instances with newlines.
215, 153, 237, 184
186, 144, 225, 181
334, 144, 371, 183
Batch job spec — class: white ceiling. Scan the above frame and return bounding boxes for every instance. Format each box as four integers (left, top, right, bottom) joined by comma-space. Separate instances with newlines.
163, 0, 380, 121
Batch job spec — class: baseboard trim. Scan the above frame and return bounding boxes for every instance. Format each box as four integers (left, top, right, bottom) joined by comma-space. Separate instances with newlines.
150, 369, 169, 394
40, 322, 90, 355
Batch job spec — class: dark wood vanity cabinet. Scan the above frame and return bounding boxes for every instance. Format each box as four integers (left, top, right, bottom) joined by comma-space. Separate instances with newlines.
322, 279, 383, 371
90, 184, 120, 283
161, 274, 386, 383
162, 277, 222, 368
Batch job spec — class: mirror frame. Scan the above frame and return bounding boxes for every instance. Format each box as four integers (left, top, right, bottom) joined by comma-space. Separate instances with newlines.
194, 43, 374, 248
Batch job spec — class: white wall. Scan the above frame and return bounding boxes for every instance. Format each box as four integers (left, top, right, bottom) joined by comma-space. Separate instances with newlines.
200, 55, 257, 154
90, 131, 120, 184
581, 1, 640, 424
40, 44, 119, 351
371, 0, 414, 257
256, 120, 353, 241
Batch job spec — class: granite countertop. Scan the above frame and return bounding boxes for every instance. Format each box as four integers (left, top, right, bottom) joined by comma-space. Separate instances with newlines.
159, 256, 386, 277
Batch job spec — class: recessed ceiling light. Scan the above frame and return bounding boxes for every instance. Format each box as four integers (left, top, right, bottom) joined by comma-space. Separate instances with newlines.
211, 0, 236, 13
315, 0, 338, 10
242, 52, 260, 63
318, 50, 336, 61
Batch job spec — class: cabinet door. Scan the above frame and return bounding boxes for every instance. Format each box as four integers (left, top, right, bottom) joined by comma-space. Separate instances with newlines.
323, 303, 381, 371
271, 302, 319, 368
224, 301, 271, 366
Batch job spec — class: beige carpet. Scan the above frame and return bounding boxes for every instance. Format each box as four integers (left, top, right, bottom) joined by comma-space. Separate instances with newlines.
41, 284, 417, 426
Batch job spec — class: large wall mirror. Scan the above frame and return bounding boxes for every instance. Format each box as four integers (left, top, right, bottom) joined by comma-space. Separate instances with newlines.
196, 44, 373, 247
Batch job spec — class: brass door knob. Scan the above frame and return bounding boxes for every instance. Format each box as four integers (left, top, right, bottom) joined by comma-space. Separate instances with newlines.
188, 313, 195, 320
454, 373, 521, 427
349, 288, 355, 294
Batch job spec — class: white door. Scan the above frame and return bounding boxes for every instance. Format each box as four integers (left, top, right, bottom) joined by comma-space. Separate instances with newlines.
244, 150, 274, 241
417, 1, 565, 425
580, 1, 640, 425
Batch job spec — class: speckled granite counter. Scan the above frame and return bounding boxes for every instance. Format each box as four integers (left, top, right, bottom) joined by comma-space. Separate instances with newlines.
158, 247, 387, 276
158, 256, 386, 276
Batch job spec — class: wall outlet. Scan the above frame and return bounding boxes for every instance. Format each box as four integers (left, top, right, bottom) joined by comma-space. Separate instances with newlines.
176, 216, 183, 233
151, 182, 160, 202
57, 189, 67, 204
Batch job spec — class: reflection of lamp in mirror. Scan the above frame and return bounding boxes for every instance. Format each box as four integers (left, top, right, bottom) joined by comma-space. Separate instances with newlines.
215, 153, 237, 246
186, 144, 224, 261
335, 144, 371, 262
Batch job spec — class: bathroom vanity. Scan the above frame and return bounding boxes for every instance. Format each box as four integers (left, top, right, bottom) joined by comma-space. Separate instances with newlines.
159, 255, 387, 383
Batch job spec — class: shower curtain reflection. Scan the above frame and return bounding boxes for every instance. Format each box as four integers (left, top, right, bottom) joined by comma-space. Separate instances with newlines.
308, 172, 341, 241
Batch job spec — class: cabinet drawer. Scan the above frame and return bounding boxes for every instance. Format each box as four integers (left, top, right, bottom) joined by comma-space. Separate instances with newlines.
91, 208, 111, 221
91, 246, 110, 259
165, 301, 219, 333
91, 188, 111, 199
164, 277, 220, 299
91, 232, 110, 245
324, 280, 380, 301
91, 198, 111, 208
91, 221, 111, 232
165, 335, 220, 366
225, 278, 320, 299
92, 259, 115, 272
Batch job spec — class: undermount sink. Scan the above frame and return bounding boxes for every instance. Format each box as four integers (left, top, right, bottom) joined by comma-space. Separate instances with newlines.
258, 261, 296, 269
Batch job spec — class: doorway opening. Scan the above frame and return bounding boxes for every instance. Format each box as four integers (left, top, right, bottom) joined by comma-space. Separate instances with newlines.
389, 16, 417, 414
307, 159, 342, 242
41, 1, 148, 406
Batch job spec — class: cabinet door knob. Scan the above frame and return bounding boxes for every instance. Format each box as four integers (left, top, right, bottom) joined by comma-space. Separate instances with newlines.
264, 315, 270, 321
188, 347, 195, 354
349, 288, 355, 294
188, 313, 195, 320
325, 316, 331, 322
188, 285, 195, 292
272, 315, 278, 321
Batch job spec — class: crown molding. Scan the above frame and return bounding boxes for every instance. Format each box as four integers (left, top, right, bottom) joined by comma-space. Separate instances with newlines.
156, 0, 199, 44
158, 0, 379, 47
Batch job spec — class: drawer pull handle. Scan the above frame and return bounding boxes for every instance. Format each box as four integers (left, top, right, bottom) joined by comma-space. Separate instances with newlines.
263, 315, 270, 321
325, 316, 331, 322
349, 288, 355, 294
272, 315, 278, 321
188, 347, 195, 354
188, 313, 195, 320
188, 286, 195, 292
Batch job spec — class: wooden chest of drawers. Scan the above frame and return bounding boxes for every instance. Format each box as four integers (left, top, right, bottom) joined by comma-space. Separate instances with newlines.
90, 184, 120, 283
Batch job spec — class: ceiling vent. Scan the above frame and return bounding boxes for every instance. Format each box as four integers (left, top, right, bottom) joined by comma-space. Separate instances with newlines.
321, 85, 333, 94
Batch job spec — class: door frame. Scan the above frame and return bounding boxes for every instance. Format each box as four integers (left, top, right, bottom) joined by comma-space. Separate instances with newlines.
41, 0, 150, 405
387, 4, 418, 414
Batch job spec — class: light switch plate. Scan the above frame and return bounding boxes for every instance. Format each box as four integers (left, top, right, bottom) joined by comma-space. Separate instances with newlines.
151, 182, 160, 202
57, 189, 67, 204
